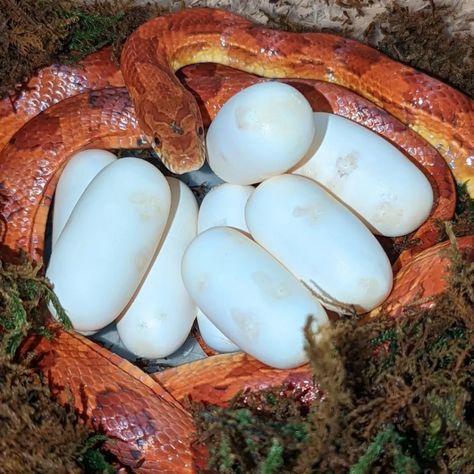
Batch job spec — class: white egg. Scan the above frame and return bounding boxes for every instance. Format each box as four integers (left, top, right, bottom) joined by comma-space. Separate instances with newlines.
245, 174, 393, 314
292, 113, 433, 236
117, 178, 198, 359
197, 183, 254, 353
196, 309, 240, 353
47, 158, 171, 332
52, 149, 116, 247
198, 183, 254, 233
206, 82, 315, 185
181, 227, 328, 369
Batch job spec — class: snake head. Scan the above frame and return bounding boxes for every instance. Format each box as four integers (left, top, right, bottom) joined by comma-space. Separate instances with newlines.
146, 92, 206, 175
150, 124, 206, 174
121, 52, 207, 174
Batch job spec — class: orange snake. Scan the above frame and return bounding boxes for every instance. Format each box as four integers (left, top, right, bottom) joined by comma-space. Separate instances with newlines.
0, 7, 473, 472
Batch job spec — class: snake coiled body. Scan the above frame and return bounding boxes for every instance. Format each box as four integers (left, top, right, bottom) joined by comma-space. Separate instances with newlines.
121, 8, 474, 196
0, 8, 473, 472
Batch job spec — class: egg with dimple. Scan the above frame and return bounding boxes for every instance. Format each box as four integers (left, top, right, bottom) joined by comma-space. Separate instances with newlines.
245, 174, 393, 314
197, 183, 254, 353
117, 177, 198, 359
47, 158, 171, 332
52, 149, 116, 247
182, 226, 328, 369
292, 113, 433, 236
206, 82, 315, 185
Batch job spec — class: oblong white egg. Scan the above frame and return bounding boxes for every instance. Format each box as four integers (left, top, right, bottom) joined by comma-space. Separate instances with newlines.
181, 227, 328, 369
198, 183, 254, 233
47, 158, 171, 332
292, 113, 433, 236
206, 82, 315, 185
245, 175, 393, 313
52, 149, 116, 247
196, 310, 240, 353
197, 183, 254, 353
117, 178, 198, 359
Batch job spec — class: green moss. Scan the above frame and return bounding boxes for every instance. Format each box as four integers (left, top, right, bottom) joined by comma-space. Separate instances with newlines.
77, 434, 116, 473
192, 386, 310, 474
62, 10, 126, 62
350, 425, 414, 474
0, 253, 71, 356
260, 440, 284, 474
0, 252, 119, 472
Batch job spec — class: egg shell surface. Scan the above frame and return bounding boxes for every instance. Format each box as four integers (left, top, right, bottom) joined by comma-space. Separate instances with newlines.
52, 149, 116, 247
181, 226, 328, 369
196, 309, 240, 353
245, 174, 393, 313
206, 82, 315, 185
197, 183, 254, 352
292, 113, 433, 236
47, 157, 171, 332
117, 177, 198, 359
198, 183, 254, 233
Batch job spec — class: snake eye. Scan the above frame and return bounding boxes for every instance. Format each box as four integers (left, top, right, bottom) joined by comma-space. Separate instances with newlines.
197, 126, 204, 136
153, 136, 161, 148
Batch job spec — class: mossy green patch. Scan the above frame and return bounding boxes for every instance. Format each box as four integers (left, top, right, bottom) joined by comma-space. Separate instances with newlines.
0, 252, 117, 473
0, 253, 71, 356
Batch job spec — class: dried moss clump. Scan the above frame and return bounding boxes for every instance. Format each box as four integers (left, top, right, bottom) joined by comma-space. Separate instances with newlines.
366, 2, 474, 97
0, 253, 71, 355
0, 0, 74, 98
0, 255, 115, 473
193, 232, 474, 473
0, 0, 164, 98
192, 386, 312, 473
0, 352, 115, 473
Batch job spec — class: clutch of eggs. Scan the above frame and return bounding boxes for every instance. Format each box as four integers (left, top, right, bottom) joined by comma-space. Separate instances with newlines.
47, 82, 434, 368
